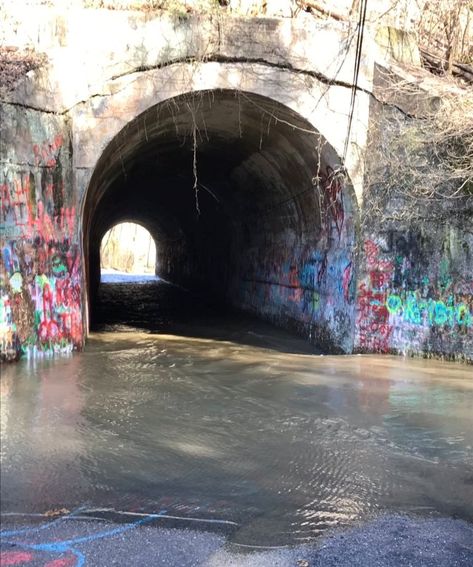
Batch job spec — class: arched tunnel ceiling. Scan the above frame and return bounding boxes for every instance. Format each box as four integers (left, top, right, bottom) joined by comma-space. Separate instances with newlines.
86, 90, 346, 241
84, 89, 357, 352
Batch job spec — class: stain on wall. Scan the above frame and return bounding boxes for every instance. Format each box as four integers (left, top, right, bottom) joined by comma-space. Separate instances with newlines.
0, 108, 82, 361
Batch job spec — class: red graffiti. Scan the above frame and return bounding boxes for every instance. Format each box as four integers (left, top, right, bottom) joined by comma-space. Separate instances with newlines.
1, 177, 74, 241
356, 240, 394, 353
0, 176, 29, 228
45, 556, 77, 567
288, 264, 303, 302
364, 239, 379, 266
317, 251, 328, 287
369, 269, 390, 289
38, 283, 60, 343
321, 166, 345, 239
33, 135, 63, 167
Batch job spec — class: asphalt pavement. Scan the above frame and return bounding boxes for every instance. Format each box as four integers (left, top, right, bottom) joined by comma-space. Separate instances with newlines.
1, 513, 472, 566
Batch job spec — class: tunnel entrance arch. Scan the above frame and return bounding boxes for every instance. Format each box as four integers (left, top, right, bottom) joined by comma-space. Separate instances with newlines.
83, 89, 359, 352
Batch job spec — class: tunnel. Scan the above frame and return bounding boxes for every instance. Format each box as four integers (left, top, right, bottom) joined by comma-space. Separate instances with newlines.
83, 90, 358, 353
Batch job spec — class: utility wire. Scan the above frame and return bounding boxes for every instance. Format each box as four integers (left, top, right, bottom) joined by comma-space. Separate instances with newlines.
343, 0, 369, 166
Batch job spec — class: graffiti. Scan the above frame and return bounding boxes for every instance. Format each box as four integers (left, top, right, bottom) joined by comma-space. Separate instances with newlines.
356, 240, 393, 353
0, 509, 167, 567
33, 135, 63, 167
356, 232, 473, 358
386, 293, 472, 328
237, 164, 355, 353
0, 134, 82, 361
0, 174, 31, 233
342, 261, 353, 302
0, 505, 237, 566
320, 166, 345, 239
1, 240, 83, 360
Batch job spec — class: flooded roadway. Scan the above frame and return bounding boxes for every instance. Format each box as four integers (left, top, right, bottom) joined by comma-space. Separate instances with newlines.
1, 278, 473, 548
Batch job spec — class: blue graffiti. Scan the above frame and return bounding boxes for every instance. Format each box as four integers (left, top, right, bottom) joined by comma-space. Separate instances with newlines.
2, 246, 13, 273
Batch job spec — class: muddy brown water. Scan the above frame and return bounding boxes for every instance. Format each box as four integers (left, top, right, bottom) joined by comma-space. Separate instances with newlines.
1, 278, 472, 546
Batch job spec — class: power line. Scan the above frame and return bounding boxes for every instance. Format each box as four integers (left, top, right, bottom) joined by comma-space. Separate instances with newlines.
343, 0, 369, 165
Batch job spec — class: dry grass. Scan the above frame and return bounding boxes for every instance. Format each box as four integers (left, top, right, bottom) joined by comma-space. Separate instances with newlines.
365, 85, 473, 227
83, 0, 220, 12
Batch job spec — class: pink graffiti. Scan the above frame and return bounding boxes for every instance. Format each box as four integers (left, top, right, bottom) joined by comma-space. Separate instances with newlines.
38, 283, 60, 343
288, 265, 303, 302
33, 135, 63, 167
0, 177, 29, 228
1, 175, 76, 241
364, 239, 379, 266
45, 557, 76, 567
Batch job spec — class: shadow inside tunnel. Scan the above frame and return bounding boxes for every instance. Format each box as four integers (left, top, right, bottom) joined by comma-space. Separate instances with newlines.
90, 279, 322, 356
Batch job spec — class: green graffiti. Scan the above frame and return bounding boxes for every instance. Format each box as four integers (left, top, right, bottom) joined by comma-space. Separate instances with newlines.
386, 294, 402, 315
9, 272, 23, 293
35, 274, 50, 289
385, 292, 472, 328
456, 303, 470, 325
438, 257, 452, 290
51, 254, 67, 277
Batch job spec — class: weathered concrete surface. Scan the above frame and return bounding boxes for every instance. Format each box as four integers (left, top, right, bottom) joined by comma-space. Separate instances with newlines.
0, 6, 472, 361
1, 7, 371, 195
355, 224, 473, 362
0, 105, 82, 359
354, 67, 473, 362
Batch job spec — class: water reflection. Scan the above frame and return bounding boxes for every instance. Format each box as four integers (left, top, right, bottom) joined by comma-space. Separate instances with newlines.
1, 356, 87, 512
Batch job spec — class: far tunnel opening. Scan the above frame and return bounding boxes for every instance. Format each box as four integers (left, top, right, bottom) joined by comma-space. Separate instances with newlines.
84, 90, 358, 353
100, 222, 158, 281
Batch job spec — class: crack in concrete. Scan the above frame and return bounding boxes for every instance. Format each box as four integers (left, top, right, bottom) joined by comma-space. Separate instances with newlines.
0, 100, 61, 115
0, 56, 414, 119
109, 54, 366, 93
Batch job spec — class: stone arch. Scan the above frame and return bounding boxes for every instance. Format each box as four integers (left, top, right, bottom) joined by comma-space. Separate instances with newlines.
73, 61, 367, 203
81, 86, 359, 352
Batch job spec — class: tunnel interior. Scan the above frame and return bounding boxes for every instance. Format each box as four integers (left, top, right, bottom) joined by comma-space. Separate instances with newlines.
84, 90, 358, 352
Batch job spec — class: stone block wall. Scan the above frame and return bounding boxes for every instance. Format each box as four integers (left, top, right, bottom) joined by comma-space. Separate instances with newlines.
354, 72, 473, 362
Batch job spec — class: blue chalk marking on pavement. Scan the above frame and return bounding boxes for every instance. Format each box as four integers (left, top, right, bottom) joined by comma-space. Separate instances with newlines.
0, 510, 168, 566
71, 548, 86, 567
0, 506, 89, 538
56, 510, 168, 546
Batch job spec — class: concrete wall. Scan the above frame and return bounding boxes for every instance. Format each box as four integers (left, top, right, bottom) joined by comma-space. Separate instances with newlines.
354, 72, 473, 362
356, 227, 473, 361
231, 163, 357, 353
1, 6, 471, 362
0, 106, 82, 359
